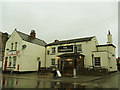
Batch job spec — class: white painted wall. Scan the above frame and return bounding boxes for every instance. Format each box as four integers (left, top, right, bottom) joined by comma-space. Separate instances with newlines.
19, 40, 45, 72
46, 37, 117, 72
81, 37, 98, 67
107, 46, 117, 71
97, 45, 117, 71
3, 30, 22, 70
92, 51, 108, 69
46, 37, 98, 68
3, 30, 45, 72
3, 30, 117, 72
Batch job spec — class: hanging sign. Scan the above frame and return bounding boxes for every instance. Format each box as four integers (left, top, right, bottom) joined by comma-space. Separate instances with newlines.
8, 51, 19, 56
58, 45, 73, 52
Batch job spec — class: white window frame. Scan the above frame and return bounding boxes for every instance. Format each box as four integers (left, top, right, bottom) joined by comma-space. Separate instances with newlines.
51, 47, 56, 54
51, 59, 55, 66
11, 43, 13, 50
94, 57, 101, 67
15, 42, 17, 50
77, 44, 82, 52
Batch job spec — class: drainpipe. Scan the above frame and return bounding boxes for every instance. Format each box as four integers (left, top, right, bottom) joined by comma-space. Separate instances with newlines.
92, 54, 94, 68
45, 46, 47, 73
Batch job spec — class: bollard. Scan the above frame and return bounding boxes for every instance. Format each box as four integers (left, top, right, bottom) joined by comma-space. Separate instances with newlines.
11, 70, 13, 74
73, 68, 77, 79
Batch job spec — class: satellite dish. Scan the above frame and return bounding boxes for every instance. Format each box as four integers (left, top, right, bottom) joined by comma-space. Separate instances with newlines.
22, 45, 27, 50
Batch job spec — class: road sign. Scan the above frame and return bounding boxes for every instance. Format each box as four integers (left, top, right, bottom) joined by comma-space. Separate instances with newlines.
57, 70, 62, 77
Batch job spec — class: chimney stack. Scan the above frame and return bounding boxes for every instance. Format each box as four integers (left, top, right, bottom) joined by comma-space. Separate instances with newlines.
107, 30, 112, 44
30, 30, 36, 39
54, 40, 59, 42
2, 33, 8, 43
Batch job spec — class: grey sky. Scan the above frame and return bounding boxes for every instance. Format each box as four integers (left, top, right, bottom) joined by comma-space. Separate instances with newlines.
1, 2, 118, 57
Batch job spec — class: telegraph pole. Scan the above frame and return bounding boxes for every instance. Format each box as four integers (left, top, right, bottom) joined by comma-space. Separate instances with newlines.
73, 44, 77, 78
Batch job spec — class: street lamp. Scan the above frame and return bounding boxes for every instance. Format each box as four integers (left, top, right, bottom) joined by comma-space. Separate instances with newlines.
73, 44, 77, 78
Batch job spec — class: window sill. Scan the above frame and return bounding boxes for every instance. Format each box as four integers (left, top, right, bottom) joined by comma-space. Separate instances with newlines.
50, 66, 56, 68
94, 66, 101, 68
7, 67, 15, 69
77, 51, 83, 53
51, 53, 56, 55
10, 50, 17, 52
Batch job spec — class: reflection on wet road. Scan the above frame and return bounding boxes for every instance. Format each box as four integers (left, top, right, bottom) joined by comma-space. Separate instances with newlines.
2, 77, 84, 88
0, 68, 2, 89
2, 72, 119, 89
88, 73, 118, 88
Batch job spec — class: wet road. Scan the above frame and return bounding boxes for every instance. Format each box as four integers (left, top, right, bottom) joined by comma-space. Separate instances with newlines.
1, 72, 120, 89
0, 68, 2, 89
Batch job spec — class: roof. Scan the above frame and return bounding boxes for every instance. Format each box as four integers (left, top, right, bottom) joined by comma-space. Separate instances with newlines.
46, 36, 95, 46
96, 44, 116, 48
16, 30, 47, 46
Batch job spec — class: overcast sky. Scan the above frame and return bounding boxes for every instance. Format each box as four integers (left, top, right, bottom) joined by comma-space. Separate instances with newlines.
0, 1, 119, 57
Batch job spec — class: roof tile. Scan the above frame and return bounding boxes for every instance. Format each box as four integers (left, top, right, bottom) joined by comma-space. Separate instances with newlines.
16, 30, 46, 46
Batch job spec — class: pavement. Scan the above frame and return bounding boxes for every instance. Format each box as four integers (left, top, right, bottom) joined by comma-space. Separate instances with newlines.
2, 71, 119, 83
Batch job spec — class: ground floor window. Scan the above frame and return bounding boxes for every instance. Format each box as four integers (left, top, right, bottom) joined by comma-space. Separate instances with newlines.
94, 57, 101, 66
51, 59, 55, 66
13, 56, 17, 67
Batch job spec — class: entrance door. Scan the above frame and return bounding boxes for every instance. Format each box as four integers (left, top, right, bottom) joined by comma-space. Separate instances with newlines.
63, 58, 74, 76
38, 61, 41, 71
4, 57, 8, 70
79, 57, 84, 68
60, 61, 63, 71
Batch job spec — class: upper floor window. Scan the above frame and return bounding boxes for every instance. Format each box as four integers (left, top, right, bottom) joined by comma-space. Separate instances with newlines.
11, 43, 13, 50
94, 57, 101, 66
51, 47, 56, 54
77, 44, 82, 52
15, 42, 17, 50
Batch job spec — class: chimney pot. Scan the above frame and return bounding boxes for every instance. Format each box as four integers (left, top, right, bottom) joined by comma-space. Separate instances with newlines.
30, 30, 36, 39
108, 30, 111, 35
54, 40, 59, 42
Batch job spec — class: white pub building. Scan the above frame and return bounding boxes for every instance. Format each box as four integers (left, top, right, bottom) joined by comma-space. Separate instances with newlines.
2, 30, 117, 75
45, 31, 117, 75
2, 29, 46, 72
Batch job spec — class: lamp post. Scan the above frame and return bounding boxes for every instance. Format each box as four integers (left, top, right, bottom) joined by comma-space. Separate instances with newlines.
73, 44, 77, 78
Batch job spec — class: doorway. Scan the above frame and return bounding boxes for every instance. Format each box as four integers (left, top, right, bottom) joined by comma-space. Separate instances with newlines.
4, 57, 8, 70
38, 61, 41, 72
62, 58, 74, 76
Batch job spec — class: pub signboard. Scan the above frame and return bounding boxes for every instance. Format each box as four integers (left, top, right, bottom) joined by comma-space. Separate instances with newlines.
58, 45, 73, 52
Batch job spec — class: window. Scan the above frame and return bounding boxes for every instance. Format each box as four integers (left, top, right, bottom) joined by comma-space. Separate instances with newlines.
11, 43, 13, 50
15, 42, 17, 50
9, 57, 11, 67
13, 56, 16, 67
94, 57, 101, 66
77, 44, 82, 52
51, 47, 56, 54
51, 59, 55, 66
